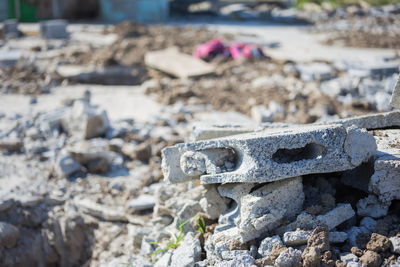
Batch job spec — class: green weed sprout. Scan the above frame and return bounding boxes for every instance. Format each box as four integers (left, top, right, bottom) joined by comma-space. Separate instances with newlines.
148, 218, 190, 261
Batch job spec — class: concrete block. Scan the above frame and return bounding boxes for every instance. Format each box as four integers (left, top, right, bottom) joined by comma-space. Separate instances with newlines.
356, 195, 389, 218
3, 20, 19, 38
239, 177, 304, 242
316, 203, 355, 230
40, 20, 68, 39
258, 235, 283, 258
162, 124, 376, 184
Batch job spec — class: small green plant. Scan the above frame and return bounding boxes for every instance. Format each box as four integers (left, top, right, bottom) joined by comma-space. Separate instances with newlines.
147, 218, 190, 262
195, 215, 206, 234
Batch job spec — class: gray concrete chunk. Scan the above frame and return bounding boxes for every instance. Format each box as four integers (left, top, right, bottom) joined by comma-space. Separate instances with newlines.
316, 203, 355, 230
391, 76, 400, 109
162, 124, 376, 184
40, 20, 68, 39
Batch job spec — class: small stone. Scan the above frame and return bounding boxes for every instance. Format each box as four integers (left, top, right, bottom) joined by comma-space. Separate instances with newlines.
357, 195, 389, 218
302, 247, 321, 267
359, 250, 381, 267
0, 222, 20, 248
366, 233, 391, 253
390, 236, 400, 254
340, 253, 358, 264
128, 194, 156, 211
308, 226, 330, 252
229, 240, 247, 251
221, 250, 252, 260
275, 247, 302, 267
170, 232, 202, 267
258, 235, 283, 258
284, 230, 311, 246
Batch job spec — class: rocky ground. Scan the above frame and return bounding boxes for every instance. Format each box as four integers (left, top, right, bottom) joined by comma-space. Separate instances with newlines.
0, 4, 399, 267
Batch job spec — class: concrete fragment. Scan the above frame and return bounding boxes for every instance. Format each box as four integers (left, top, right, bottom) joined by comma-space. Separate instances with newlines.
251, 105, 274, 123
390, 237, 400, 254
54, 152, 83, 178
214, 254, 256, 267
145, 47, 215, 79
308, 226, 330, 252
128, 194, 156, 211
0, 222, 19, 248
319, 111, 400, 130
221, 250, 252, 260
170, 232, 202, 267
275, 247, 302, 267
329, 232, 348, 243
74, 198, 127, 222
0, 49, 22, 66
162, 124, 376, 184
175, 200, 202, 233
61, 101, 109, 139
284, 230, 311, 246
3, 19, 19, 37
316, 203, 355, 230
0, 138, 23, 152
356, 195, 389, 218
216, 183, 253, 232
239, 177, 304, 242
199, 185, 229, 220
40, 20, 68, 39
296, 62, 333, 81
258, 235, 283, 258
391, 76, 400, 109
154, 251, 172, 267
340, 253, 358, 264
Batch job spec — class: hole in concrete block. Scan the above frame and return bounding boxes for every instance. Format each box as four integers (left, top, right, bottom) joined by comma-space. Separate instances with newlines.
180, 147, 238, 176
272, 143, 327, 164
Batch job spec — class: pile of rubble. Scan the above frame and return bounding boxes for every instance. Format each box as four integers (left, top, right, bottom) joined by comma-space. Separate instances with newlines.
120, 107, 400, 267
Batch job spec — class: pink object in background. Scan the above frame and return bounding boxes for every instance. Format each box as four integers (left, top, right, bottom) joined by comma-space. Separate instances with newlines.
194, 38, 226, 59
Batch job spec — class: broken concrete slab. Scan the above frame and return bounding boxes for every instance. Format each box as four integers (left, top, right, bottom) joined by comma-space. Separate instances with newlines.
40, 20, 68, 39
162, 124, 376, 184
239, 177, 304, 242
390, 76, 400, 109
319, 111, 400, 130
145, 47, 215, 79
